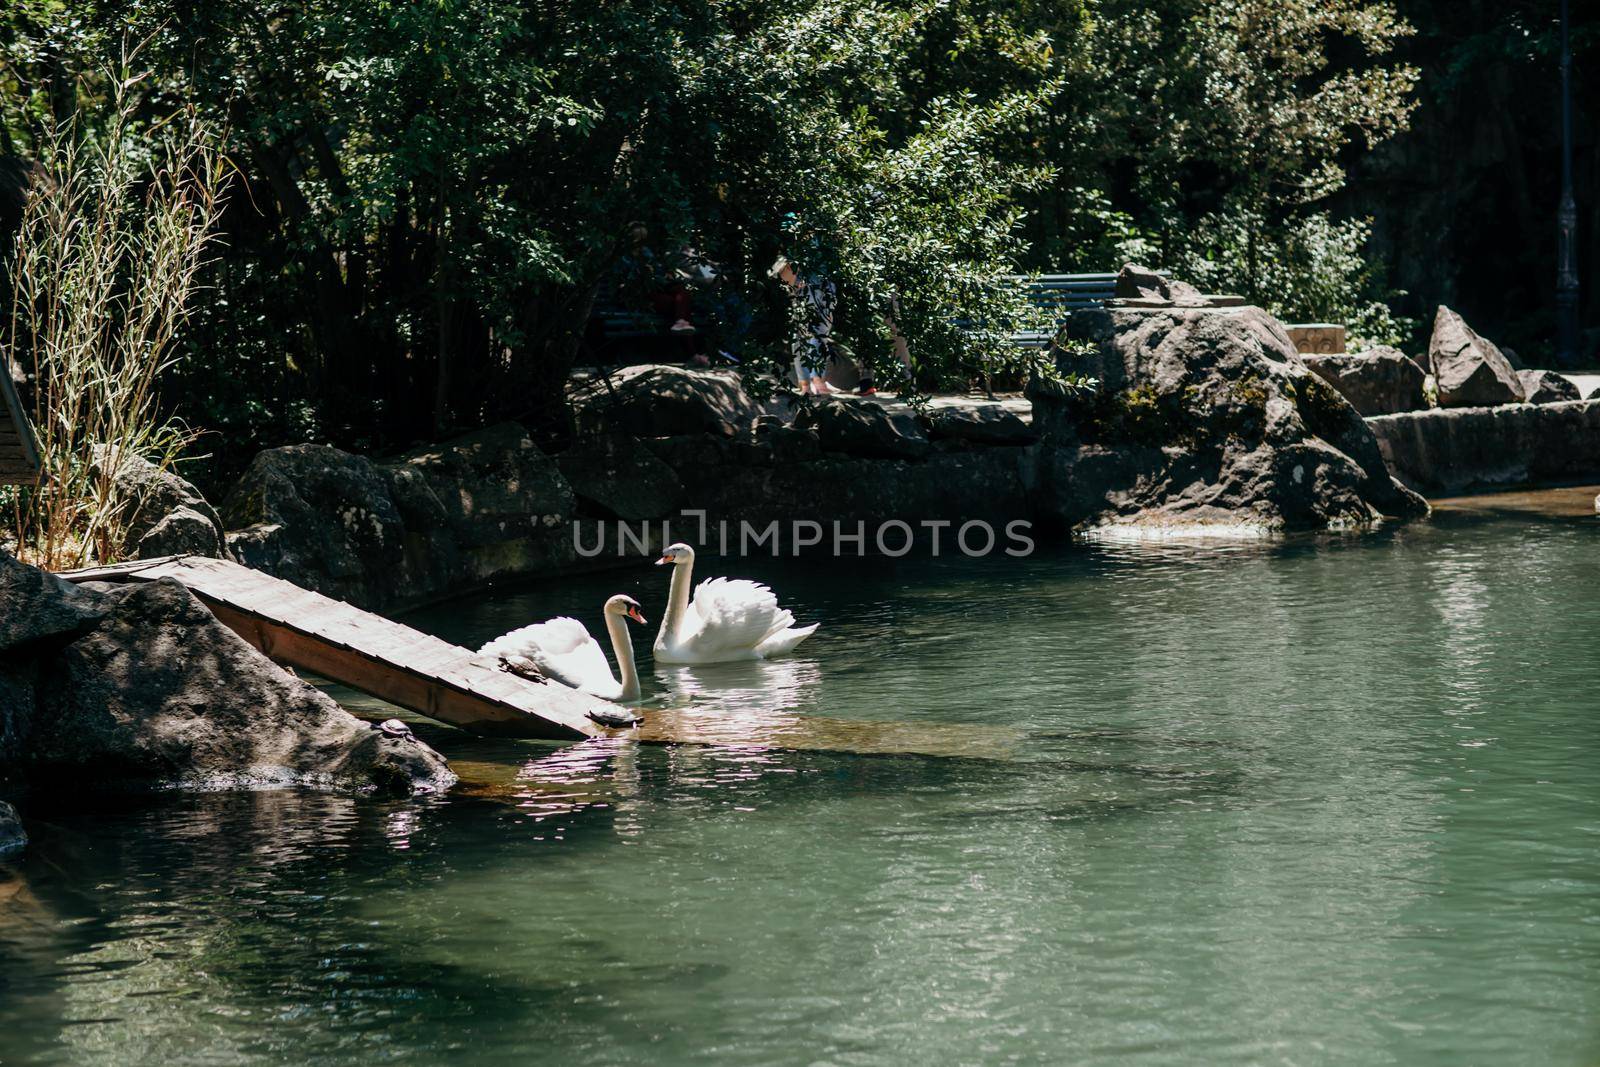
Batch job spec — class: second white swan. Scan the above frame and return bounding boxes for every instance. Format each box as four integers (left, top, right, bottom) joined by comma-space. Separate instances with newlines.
653, 543, 818, 664
478, 594, 647, 701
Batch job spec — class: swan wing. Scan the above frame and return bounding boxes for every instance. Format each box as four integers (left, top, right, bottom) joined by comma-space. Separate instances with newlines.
477, 617, 614, 692
684, 577, 802, 656
754, 622, 819, 658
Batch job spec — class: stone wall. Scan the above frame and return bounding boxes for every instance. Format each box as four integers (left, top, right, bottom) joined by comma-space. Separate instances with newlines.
1366, 401, 1600, 494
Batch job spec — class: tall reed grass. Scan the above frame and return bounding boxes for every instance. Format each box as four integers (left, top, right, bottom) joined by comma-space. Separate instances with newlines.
4, 63, 225, 571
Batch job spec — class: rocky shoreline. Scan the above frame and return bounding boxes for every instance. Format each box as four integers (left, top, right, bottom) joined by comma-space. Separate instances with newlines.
64, 290, 1591, 620
111, 300, 1445, 613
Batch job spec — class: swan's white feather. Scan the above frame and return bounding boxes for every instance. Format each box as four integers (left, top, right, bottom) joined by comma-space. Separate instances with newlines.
477, 617, 615, 694
658, 577, 817, 663
754, 621, 819, 657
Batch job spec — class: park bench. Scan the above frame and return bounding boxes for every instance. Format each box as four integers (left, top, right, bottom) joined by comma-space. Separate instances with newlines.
999, 272, 1119, 349
588, 271, 1124, 360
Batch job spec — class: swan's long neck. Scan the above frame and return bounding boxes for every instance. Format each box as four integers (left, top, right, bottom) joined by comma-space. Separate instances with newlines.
660, 558, 694, 647
604, 612, 640, 701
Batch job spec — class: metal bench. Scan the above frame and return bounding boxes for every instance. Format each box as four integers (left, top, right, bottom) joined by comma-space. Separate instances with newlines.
1001, 273, 1119, 349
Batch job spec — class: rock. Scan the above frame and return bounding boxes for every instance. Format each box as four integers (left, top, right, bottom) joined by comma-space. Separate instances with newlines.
648, 432, 1032, 528
90, 447, 227, 559
0, 549, 454, 795
1041, 305, 1427, 533
923, 401, 1037, 445
386, 423, 575, 590
557, 432, 685, 520
574, 365, 762, 438
1591, 386, 1600, 401
1427, 306, 1524, 408
0, 801, 23, 855
139, 505, 230, 557
223, 444, 407, 605
1500, 347, 1526, 371
1113, 263, 1207, 307
731, 416, 823, 466
1302, 348, 1428, 416
0, 549, 107, 654
1515, 369, 1581, 405
223, 425, 574, 610
9, 571, 455, 795
796, 397, 931, 459
1366, 402, 1600, 494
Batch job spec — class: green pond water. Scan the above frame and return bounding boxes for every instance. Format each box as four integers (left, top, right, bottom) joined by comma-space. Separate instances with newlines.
3, 495, 1599, 1065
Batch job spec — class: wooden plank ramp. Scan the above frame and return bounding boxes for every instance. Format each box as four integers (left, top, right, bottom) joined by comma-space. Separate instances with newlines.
60, 555, 608, 741
59, 556, 1014, 761
1, 356, 42, 486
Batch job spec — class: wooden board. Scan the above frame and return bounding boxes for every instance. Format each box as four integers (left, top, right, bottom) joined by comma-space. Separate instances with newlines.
0, 359, 41, 486
61, 556, 606, 742
59, 556, 1014, 760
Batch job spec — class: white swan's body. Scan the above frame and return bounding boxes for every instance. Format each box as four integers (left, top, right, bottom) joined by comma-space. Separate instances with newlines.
653, 543, 818, 664
478, 595, 646, 701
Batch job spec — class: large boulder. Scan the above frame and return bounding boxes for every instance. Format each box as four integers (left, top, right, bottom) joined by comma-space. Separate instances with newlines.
0, 801, 22, 855
1041, 305, 1428, 534
796, 397, 931, 459
0, 549, 106, 654
1302, 348, 1428, 416
224, 425, 575, 610
922, 399, 1038, 445
1427, 306, 1524, 408
575, 365, 763, 438
385, 422, 575, 591
0, 551, 454, 796
91, 447, 227, 559
223, 444, 407, 605
556, 432, 685, 521
1515, 369, 1581, 405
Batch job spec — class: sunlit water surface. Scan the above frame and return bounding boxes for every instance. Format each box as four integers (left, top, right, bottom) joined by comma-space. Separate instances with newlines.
3, 498, 1598, 1065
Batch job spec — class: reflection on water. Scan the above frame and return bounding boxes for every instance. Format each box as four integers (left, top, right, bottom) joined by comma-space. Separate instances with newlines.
3, 499, 1600, 1066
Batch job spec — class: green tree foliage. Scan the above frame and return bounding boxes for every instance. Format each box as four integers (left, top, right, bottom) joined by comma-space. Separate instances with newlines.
5, 0, 1070, 457
2, 0, 1439, 467
1028, 0, 1419, 334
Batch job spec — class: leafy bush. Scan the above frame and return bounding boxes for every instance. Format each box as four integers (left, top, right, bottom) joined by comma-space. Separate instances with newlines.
1166, 210, 1416, 348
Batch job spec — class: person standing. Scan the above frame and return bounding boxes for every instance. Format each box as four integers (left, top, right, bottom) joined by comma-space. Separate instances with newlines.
771, 256, 839, 395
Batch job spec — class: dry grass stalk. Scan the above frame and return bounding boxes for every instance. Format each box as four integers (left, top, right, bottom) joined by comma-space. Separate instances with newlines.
4, 61, 225, 570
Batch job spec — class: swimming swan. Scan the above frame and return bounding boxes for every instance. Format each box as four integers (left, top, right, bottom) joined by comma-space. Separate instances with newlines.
653, 543, 818, 664
478, 594, 647, 701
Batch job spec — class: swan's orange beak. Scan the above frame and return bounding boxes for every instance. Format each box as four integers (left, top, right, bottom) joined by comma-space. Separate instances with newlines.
655, 555, 673, 565
626, 605, 648, 624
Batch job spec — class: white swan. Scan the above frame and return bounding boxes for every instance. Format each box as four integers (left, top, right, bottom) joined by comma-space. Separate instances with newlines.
477, 594, 647, 701
652, 543, 818, 664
